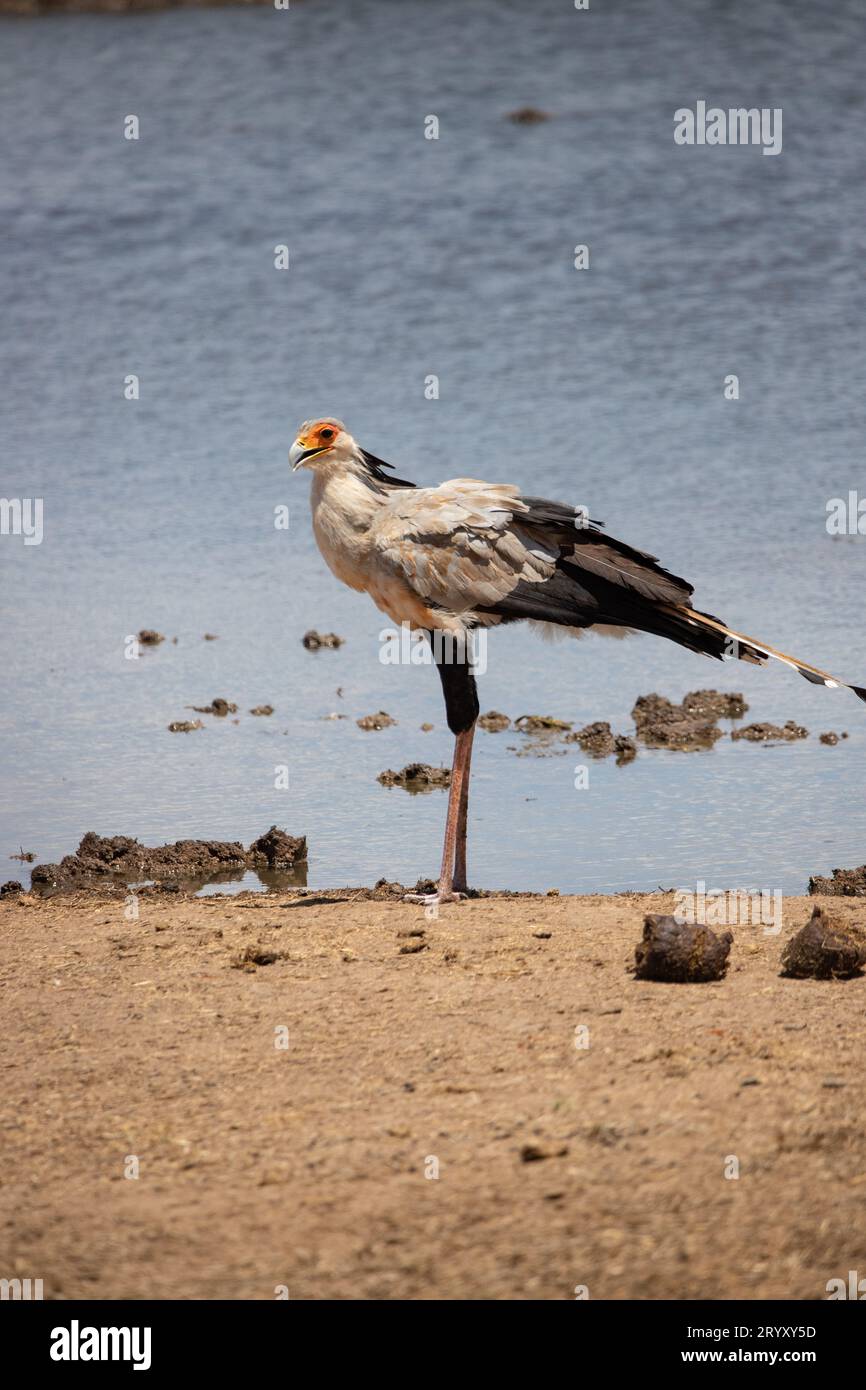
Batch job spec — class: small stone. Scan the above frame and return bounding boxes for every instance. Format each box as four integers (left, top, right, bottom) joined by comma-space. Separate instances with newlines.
168, 720, 203, 733
507, 107, 551, 124
302, 630, 344, 650
138, 629, 164, 646
357, 711, 396, 731
399, 939, 428, 955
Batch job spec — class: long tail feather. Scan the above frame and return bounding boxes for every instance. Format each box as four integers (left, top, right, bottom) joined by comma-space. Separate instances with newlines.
671, 605, 866, 703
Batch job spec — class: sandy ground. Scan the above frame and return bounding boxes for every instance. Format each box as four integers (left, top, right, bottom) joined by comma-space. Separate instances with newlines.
2, 887, 865, 1302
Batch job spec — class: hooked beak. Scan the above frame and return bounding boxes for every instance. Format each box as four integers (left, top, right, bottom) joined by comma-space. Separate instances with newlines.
290, 440, 331, 472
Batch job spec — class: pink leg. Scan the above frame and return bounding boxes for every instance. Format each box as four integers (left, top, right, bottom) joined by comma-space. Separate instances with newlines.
452, 725, 474, 894
405, 722, 475, 905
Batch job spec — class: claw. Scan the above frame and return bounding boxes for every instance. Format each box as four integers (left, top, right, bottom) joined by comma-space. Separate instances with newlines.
403, 891, 466, 907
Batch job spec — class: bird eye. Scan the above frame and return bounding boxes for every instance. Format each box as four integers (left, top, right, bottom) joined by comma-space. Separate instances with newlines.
320, 427, 334, 441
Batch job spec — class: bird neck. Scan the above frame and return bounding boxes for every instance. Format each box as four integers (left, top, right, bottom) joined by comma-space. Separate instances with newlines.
310, 460, 385, 537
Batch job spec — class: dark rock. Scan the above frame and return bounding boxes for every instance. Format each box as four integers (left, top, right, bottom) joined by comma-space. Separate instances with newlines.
1, 881, 23, 898
780, 907, 866, 979
249, 705, 274, 717
819, 731, 847, 745
168, 719, 204, 733
634, 914, 733, 983
808, 864, 866, 897
138, 629, 164, 646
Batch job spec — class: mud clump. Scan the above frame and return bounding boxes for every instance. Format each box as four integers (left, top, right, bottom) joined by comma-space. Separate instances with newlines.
631, 693, 725, 750
231, 944, 286, 971
819, 731, 847, 745
513, 714, 573, 757
634, 914, 733, 983
190, 699, 238, 716
780, 907, 866, 979
682, 689, 748, 720
168, 719, 203, 733
248, 827, 307, 869
507, 107, 551, 124
138, 629, 164, 646
250, 705, 274, 717
808, 864, 866, 897
377, 764, 451, 791
356, 711, 396, 731
30, 828, 307, 892
302, 630, 344, 650
567, 721, 637, 763
478, 711, 511, 733
514, 715, 572, 734
1, 881, 23, 898
731, 721, 808, 743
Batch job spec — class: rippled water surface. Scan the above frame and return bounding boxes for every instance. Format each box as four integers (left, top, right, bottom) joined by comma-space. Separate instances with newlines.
2, 0, 864, 894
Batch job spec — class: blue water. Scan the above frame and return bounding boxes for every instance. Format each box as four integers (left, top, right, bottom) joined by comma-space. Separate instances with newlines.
1, 0, 864, 894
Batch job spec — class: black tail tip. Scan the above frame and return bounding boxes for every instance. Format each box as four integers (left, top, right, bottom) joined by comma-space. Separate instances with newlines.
853, 685, 866, 705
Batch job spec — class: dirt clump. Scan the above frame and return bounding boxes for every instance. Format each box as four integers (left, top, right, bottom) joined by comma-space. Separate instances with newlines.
567, 721, 637, 763
168, 719, 203, 733
377, 763, 451, 791
302, 630, 344, 650
478, 711, 511, 732
138, 629, 164, 646
634, 914, 733, 983
780, 906, 866, 979
514, 715, 572, 733
190, 699, 238, 716
809, 864, 866, 897
682, 689, 748, 720
30, 828, 307, 892
248, 827, 307, 870
231, 944, 286, 971
731, 721, 808, 742
249, 705, 274, 717
356, 711, 396, 730
1, 880, 23, 898
819, 731, 847, 745
631, 693, 725, 749
507, 107, 551, 123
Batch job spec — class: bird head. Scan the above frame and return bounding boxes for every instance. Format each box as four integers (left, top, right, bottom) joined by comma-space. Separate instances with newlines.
289, 418, 355, 471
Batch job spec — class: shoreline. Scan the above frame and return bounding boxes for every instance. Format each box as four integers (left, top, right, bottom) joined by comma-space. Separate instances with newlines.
3, 888, 865, 1299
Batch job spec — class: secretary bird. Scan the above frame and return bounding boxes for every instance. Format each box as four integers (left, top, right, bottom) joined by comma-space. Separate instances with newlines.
290, 418, 865, 906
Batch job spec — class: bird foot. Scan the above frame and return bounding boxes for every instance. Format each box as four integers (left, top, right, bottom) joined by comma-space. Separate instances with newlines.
403, 890, 466, 908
